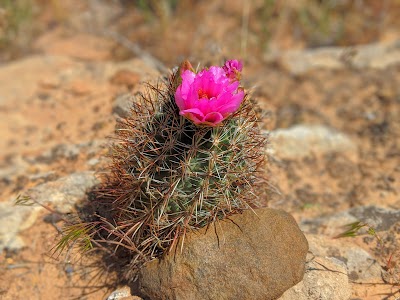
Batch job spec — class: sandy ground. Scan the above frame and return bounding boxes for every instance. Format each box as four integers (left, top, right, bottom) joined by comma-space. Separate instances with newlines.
1, 1, 400, 299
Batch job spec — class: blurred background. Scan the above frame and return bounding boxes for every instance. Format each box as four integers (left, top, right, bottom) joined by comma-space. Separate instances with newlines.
1, 1, 400, 299
1, 0, 400, 64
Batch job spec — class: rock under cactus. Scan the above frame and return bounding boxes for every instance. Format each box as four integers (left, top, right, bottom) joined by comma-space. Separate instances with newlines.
139, 208, 309, 300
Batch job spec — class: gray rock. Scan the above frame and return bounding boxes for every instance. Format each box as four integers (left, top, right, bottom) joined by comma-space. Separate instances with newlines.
112, 93, 134, 118
107, 286, 143, 300
28, 171, 58, 182
272, 40, 400, 74
28, 171, 99, 214
0, 155, 29, 182
0, 203, 37, 252
300, 205, 400, 235
107, 288, 129, 300
280, 255, 351, 300
306, 234, 382, 281
345, 247, 381, 282
33, 140, 106, 165
348, 205, 400, 232
87, 157, 100, 166
140, 208, 308, 300
269, 125, 357, 160
300, 211, 358, 236
0, 172, 99, 253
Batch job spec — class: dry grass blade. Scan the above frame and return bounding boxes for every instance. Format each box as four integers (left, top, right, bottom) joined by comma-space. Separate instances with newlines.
14, 194, 34, 206
334, 221, 369, 238
53, 223, 96, 256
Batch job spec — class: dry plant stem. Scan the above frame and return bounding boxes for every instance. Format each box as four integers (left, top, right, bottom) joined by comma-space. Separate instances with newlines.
102, 30, 168, 73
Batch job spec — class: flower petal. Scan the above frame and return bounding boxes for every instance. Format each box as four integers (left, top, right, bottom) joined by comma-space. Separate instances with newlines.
221, 90, 244, 113
181, 70, 195, 85
180, 108, 204, 124
175, 70, 196, 110
180, 70, 196, 98
174, 87, 185, 110
203, 112, 224, 125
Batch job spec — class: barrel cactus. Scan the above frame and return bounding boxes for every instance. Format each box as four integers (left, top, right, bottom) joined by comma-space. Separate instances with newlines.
62, 59, 267, 279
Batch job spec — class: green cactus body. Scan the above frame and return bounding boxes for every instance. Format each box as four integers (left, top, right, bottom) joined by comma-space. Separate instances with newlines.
86, 69, 267, 276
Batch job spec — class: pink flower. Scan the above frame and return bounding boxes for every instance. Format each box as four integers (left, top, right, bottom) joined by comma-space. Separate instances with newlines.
223, 59, 243, 82
175, 61, 244, 126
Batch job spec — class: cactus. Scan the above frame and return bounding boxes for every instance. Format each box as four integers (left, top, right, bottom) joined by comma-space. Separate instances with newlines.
59, 60, 267, 279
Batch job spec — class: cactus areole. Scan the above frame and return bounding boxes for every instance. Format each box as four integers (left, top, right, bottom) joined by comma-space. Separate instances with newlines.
88, 59, 267, 278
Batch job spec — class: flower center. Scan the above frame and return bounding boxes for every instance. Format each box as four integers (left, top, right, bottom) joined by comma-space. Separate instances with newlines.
197, 88, 210, 99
